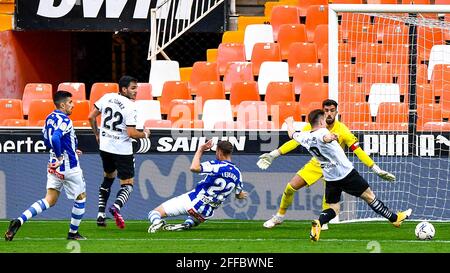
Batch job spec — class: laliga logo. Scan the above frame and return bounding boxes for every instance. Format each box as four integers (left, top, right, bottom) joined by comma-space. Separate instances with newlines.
138, 156, 194, 199
222, 183, 260, 220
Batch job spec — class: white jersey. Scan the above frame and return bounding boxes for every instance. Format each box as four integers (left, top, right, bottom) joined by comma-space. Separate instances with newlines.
94, 93, 137, 155
293, 128, 354, 181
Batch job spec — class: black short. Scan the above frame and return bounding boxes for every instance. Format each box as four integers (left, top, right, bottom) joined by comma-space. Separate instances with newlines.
100, 151, 135, 180
325, 169, 370, 204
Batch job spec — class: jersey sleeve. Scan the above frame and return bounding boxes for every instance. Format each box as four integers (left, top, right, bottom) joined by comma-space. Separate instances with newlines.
339, 123, 359, 147
94, 93, 106, 111
199, 160, 216, 174
125, 104, 138, 127
292, 131, 309, 146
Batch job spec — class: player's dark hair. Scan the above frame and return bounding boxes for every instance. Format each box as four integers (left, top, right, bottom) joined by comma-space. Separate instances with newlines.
217, 140, 233, 156
119, 75, 138, 91
53, 90, 72, 107
322, 99, 338, 108
308, 109, 325, 126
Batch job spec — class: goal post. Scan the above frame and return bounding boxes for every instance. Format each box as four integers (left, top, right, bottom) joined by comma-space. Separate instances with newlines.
327, 4, 450, 222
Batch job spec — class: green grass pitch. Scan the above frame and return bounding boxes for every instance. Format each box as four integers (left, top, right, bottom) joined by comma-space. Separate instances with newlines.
1, 219, 449, 253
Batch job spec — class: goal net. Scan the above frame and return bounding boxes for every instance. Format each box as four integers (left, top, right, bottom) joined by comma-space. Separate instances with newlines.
329, 4, 450, 222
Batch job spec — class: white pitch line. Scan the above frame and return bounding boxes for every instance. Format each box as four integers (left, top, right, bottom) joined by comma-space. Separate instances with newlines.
10, 237, 450, 244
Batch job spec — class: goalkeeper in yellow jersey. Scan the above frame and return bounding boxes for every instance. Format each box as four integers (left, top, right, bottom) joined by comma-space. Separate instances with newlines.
257, 99, 396, 229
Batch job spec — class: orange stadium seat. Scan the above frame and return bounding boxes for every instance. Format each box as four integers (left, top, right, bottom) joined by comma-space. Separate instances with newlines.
355, 43, 388, 64
431, 64, 450, 92
236, 101, 269, 127
223, 62, 254, 92
342, 25, 378, 45
271, 101, 301, 128
339, 102, 372, 124
417, 103, 443, 130
206, 48, 218, 63
70, 100, 90, 121
28, 99, 55, 126
237, 16, 270, 31
362, 63, 394, 86
375, 102, 408, 124
57, 82, 86, 100
217, 43, 246, 75
189, 62, 220, 94
402, 0, 430, 3
168, 99, 198, 126
340, 13, 372, 34
416, 84, 436, 105
222, 30, 245, 43
270, 5, 301, 41
72, 120, 90, 127
367, 0, 396, 3
0, 99, 23, 121
2, 119, 28, 127
278, 24, 307, 60
144, 119, 172, 129
265, 82, 295, 111
313, 24, 328, 51
135, 83, 152, 100
292, 63, 323, 94
376, 24, 409, 45
264, 1, 297, 18
339, 83, 366, 103
297, 0, 328, 17
22, 83, 53, 116
338, 64, 358, 84
338, 43, 353, 65
299, 83, 328, 110
387, 44, 410, 66
435, 0, 450, 3
195, 81, 226, 111
251, 42, 281, 75
318, 44, 329, 76
179, 67, 193, 82
422, 122, 450, 132
160, 81, 191, 115
305, 5, 328, 42
229, 81, 260, 108
287, 42, 318, 74
89, 82, 119, 104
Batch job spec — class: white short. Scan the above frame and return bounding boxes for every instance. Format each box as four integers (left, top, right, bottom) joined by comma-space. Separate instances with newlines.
46, 166, 86, 200
161, 193, 211, 222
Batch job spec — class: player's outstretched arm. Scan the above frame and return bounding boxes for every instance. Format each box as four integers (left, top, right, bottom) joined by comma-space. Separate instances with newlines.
190, 139, 213, 173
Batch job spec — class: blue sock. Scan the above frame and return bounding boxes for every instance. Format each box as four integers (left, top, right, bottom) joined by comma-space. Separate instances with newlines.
19, 199, 50, 225
69, 198, 85, 234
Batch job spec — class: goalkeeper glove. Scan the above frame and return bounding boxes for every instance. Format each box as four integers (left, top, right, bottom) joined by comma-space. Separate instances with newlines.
256, 150, 281, 170
371, 164, 396, 182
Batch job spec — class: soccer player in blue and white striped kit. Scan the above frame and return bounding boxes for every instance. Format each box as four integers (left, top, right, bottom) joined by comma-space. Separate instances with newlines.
4, 91, 87, 241
148, 140, 248, 233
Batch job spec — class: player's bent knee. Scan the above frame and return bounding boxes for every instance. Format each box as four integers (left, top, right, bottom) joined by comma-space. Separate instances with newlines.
76, 192, 87, 200
289, 175, 308, 190
120, 178, 134, 185
104, 171, 117, 179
